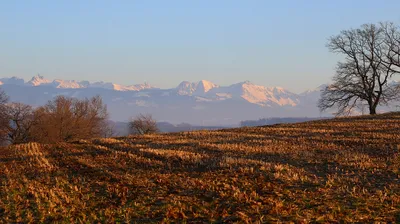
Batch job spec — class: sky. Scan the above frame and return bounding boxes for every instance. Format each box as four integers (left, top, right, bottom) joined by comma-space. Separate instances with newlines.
1, 1, 400, 93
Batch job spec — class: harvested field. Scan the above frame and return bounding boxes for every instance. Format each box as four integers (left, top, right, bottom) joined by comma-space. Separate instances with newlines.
0, 113, 400, 223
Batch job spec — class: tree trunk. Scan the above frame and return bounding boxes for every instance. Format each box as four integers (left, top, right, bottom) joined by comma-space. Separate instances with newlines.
369, 105, 377, 115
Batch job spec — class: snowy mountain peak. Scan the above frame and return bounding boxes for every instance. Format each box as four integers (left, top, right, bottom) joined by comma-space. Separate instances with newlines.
27, 75, 51, 86
112, 83, 155, 91
0, 77, 25, 85
176, 80, 217, 95
51, 79, 89, 89
222, 81, 299, 107
135, 82, 154, 90
176, 81, 196, 95
195, 80, 218, 94
176, 81, 191, 89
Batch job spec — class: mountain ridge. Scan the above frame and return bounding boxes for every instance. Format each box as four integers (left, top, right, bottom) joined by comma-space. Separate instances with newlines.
2, 75, 156, 92
0, 75, 398, 125
0, 75, 307, 107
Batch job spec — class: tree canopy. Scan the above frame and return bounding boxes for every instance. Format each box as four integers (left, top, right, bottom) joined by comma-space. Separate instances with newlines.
319, 22, 400, 115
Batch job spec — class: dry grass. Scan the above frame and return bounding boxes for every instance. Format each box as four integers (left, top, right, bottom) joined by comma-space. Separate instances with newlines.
1, 113, 400, 223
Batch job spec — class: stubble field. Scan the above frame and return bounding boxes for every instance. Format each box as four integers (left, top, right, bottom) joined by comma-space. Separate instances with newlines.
0, 113, 399, 223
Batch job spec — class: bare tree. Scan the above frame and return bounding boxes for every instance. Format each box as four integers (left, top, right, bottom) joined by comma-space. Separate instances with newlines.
6, 103, 35, 144
40, 95, 75, 142
129, 113, 159, 135
0, 90, 9, 144
30, 95, 109, 143
28, 107, 49, 143
319, 23, 400, 116
70, 95, 109, 139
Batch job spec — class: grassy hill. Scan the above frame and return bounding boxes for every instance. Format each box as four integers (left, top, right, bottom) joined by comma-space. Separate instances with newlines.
0, 113, 399, 223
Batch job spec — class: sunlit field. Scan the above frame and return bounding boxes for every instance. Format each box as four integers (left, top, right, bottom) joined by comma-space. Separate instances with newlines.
1, 113, 399, 223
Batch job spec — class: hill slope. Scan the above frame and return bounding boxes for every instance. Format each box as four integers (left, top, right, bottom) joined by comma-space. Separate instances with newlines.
0, 113, 399, 222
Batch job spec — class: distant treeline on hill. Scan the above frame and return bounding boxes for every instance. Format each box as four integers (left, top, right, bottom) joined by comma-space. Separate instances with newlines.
240, 117, 331, 127
110, 121, 227, 136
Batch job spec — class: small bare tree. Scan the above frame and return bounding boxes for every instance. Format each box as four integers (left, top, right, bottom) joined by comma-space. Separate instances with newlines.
319, 22, 400, 116
6, 103, 35, 144
0, 90, 9, 144
129, 113, 159, 135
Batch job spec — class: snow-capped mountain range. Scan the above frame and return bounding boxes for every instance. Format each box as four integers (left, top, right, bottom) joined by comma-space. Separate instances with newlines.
0, 75, 397, 125
0, 75, 309, 107
13, 75, 155, 91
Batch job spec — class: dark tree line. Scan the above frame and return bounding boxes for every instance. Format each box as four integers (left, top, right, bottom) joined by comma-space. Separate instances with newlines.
320, 22, 400, 115
0, 91, 110, 144
240, 117, 329, 127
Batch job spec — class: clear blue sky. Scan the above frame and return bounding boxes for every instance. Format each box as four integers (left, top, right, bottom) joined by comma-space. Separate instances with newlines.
1, 0, 400, 93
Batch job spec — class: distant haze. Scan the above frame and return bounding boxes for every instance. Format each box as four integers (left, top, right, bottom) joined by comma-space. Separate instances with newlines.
1, 1, 400, 93
0, 75, 398, 126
